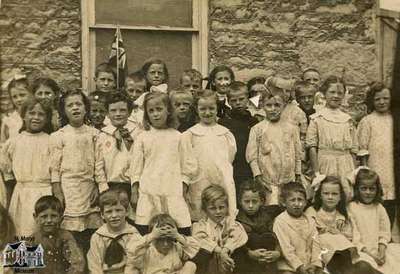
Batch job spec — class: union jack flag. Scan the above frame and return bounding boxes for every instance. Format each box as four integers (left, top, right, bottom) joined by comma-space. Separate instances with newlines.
109, 27, 127, 90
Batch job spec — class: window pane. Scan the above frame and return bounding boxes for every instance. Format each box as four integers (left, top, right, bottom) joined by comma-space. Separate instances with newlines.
95, 29, 192, 89
380, 0, 400, 12
95, 0, 193, 27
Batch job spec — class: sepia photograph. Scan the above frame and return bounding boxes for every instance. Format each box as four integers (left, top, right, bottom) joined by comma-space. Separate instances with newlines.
1, 0, 400, 273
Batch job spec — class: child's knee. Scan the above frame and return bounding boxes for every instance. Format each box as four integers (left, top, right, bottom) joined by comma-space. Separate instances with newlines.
181, 261, 197, 274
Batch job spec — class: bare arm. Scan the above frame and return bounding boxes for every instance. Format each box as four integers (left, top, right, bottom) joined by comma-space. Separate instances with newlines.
309, 147, 318, 177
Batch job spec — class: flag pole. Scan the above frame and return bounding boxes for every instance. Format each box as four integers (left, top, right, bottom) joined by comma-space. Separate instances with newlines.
116, 25, 120, 90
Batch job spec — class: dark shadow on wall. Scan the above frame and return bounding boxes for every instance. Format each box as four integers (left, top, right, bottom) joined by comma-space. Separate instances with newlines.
391, 25, 400, 227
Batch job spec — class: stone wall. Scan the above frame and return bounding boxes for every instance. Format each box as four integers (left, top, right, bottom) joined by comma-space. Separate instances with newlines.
0, 0, 81, 91
209, 0, 378, 85
0, 0, 378, 91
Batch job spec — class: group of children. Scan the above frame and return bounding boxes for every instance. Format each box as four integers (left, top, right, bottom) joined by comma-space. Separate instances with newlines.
0, 59, 398, 274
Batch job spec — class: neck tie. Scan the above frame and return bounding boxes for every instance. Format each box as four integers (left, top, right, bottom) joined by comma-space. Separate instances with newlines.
115, 127, 134, 151
104, 234, 126, 268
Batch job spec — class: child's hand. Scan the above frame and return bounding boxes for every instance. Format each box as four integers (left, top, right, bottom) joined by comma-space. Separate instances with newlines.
263, 250, 280, 263
89, 187, 99, 207
306, 265, 317, 274
163, 225, 187, 244
311, 266, 326, 274
326, 226, 340, 235
376, 244, 386, 265
130, 183, 139, 210
297, 265, 308, 274
219, 249, 235, 272
362, 248, 380, 263
248, 249, 267, 262
255, 175, 271, 192
148, 225, 163, 242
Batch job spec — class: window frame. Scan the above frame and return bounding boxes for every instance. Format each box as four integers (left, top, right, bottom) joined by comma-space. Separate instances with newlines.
81, 0, 208, 92
376, 0, 400, 84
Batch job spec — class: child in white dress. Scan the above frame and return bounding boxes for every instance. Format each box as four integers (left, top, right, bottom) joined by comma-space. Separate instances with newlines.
1, 75, 33, 208
1, 98, 53, 236
357, 82, 395, 226
130, 92, 196, 235
246, 89, 302, 205
305, 176, 377, 274
181, 90, 237, 221
306, 76, 357, 200
348, 168, 400, 274
51, 90, 104, 254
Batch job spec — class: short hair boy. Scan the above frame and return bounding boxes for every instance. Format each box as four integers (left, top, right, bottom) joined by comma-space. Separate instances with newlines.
302, 68, 321, 87
88, 91, 108, 130
180, 69, 203, 97
87, 189, 142, 274
295, 81, 318, 124
169, 89, 197, 132
94, 63, 117, 93
219, 81, 258, 188
302, 67, 325, 110
235, 179, 283, 274
32, 195, 85, 274
124, 70, 146, 126
273, 182, 323, 274
125, 71, 146, 102
96, 92, 141, 199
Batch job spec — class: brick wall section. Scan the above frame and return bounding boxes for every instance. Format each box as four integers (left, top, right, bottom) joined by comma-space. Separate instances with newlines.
0, 0, 81, 91
208, 0, 378, 85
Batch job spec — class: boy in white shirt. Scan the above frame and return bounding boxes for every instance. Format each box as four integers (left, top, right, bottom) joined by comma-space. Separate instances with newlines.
96, 92, 141, 199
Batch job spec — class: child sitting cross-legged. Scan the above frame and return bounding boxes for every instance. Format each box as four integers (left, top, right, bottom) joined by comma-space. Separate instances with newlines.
127, 214, 199, 274
87, 189, 142, 274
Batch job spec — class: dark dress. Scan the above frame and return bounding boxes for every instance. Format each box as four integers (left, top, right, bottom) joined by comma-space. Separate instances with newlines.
219, 109, 258, 187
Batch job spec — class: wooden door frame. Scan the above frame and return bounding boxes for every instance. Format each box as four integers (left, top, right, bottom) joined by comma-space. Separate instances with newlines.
376, 0, 400, 84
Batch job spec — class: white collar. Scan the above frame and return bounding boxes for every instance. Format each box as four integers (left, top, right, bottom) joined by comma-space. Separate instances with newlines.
95, 223, 140, 239
188, 123, 229, 136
